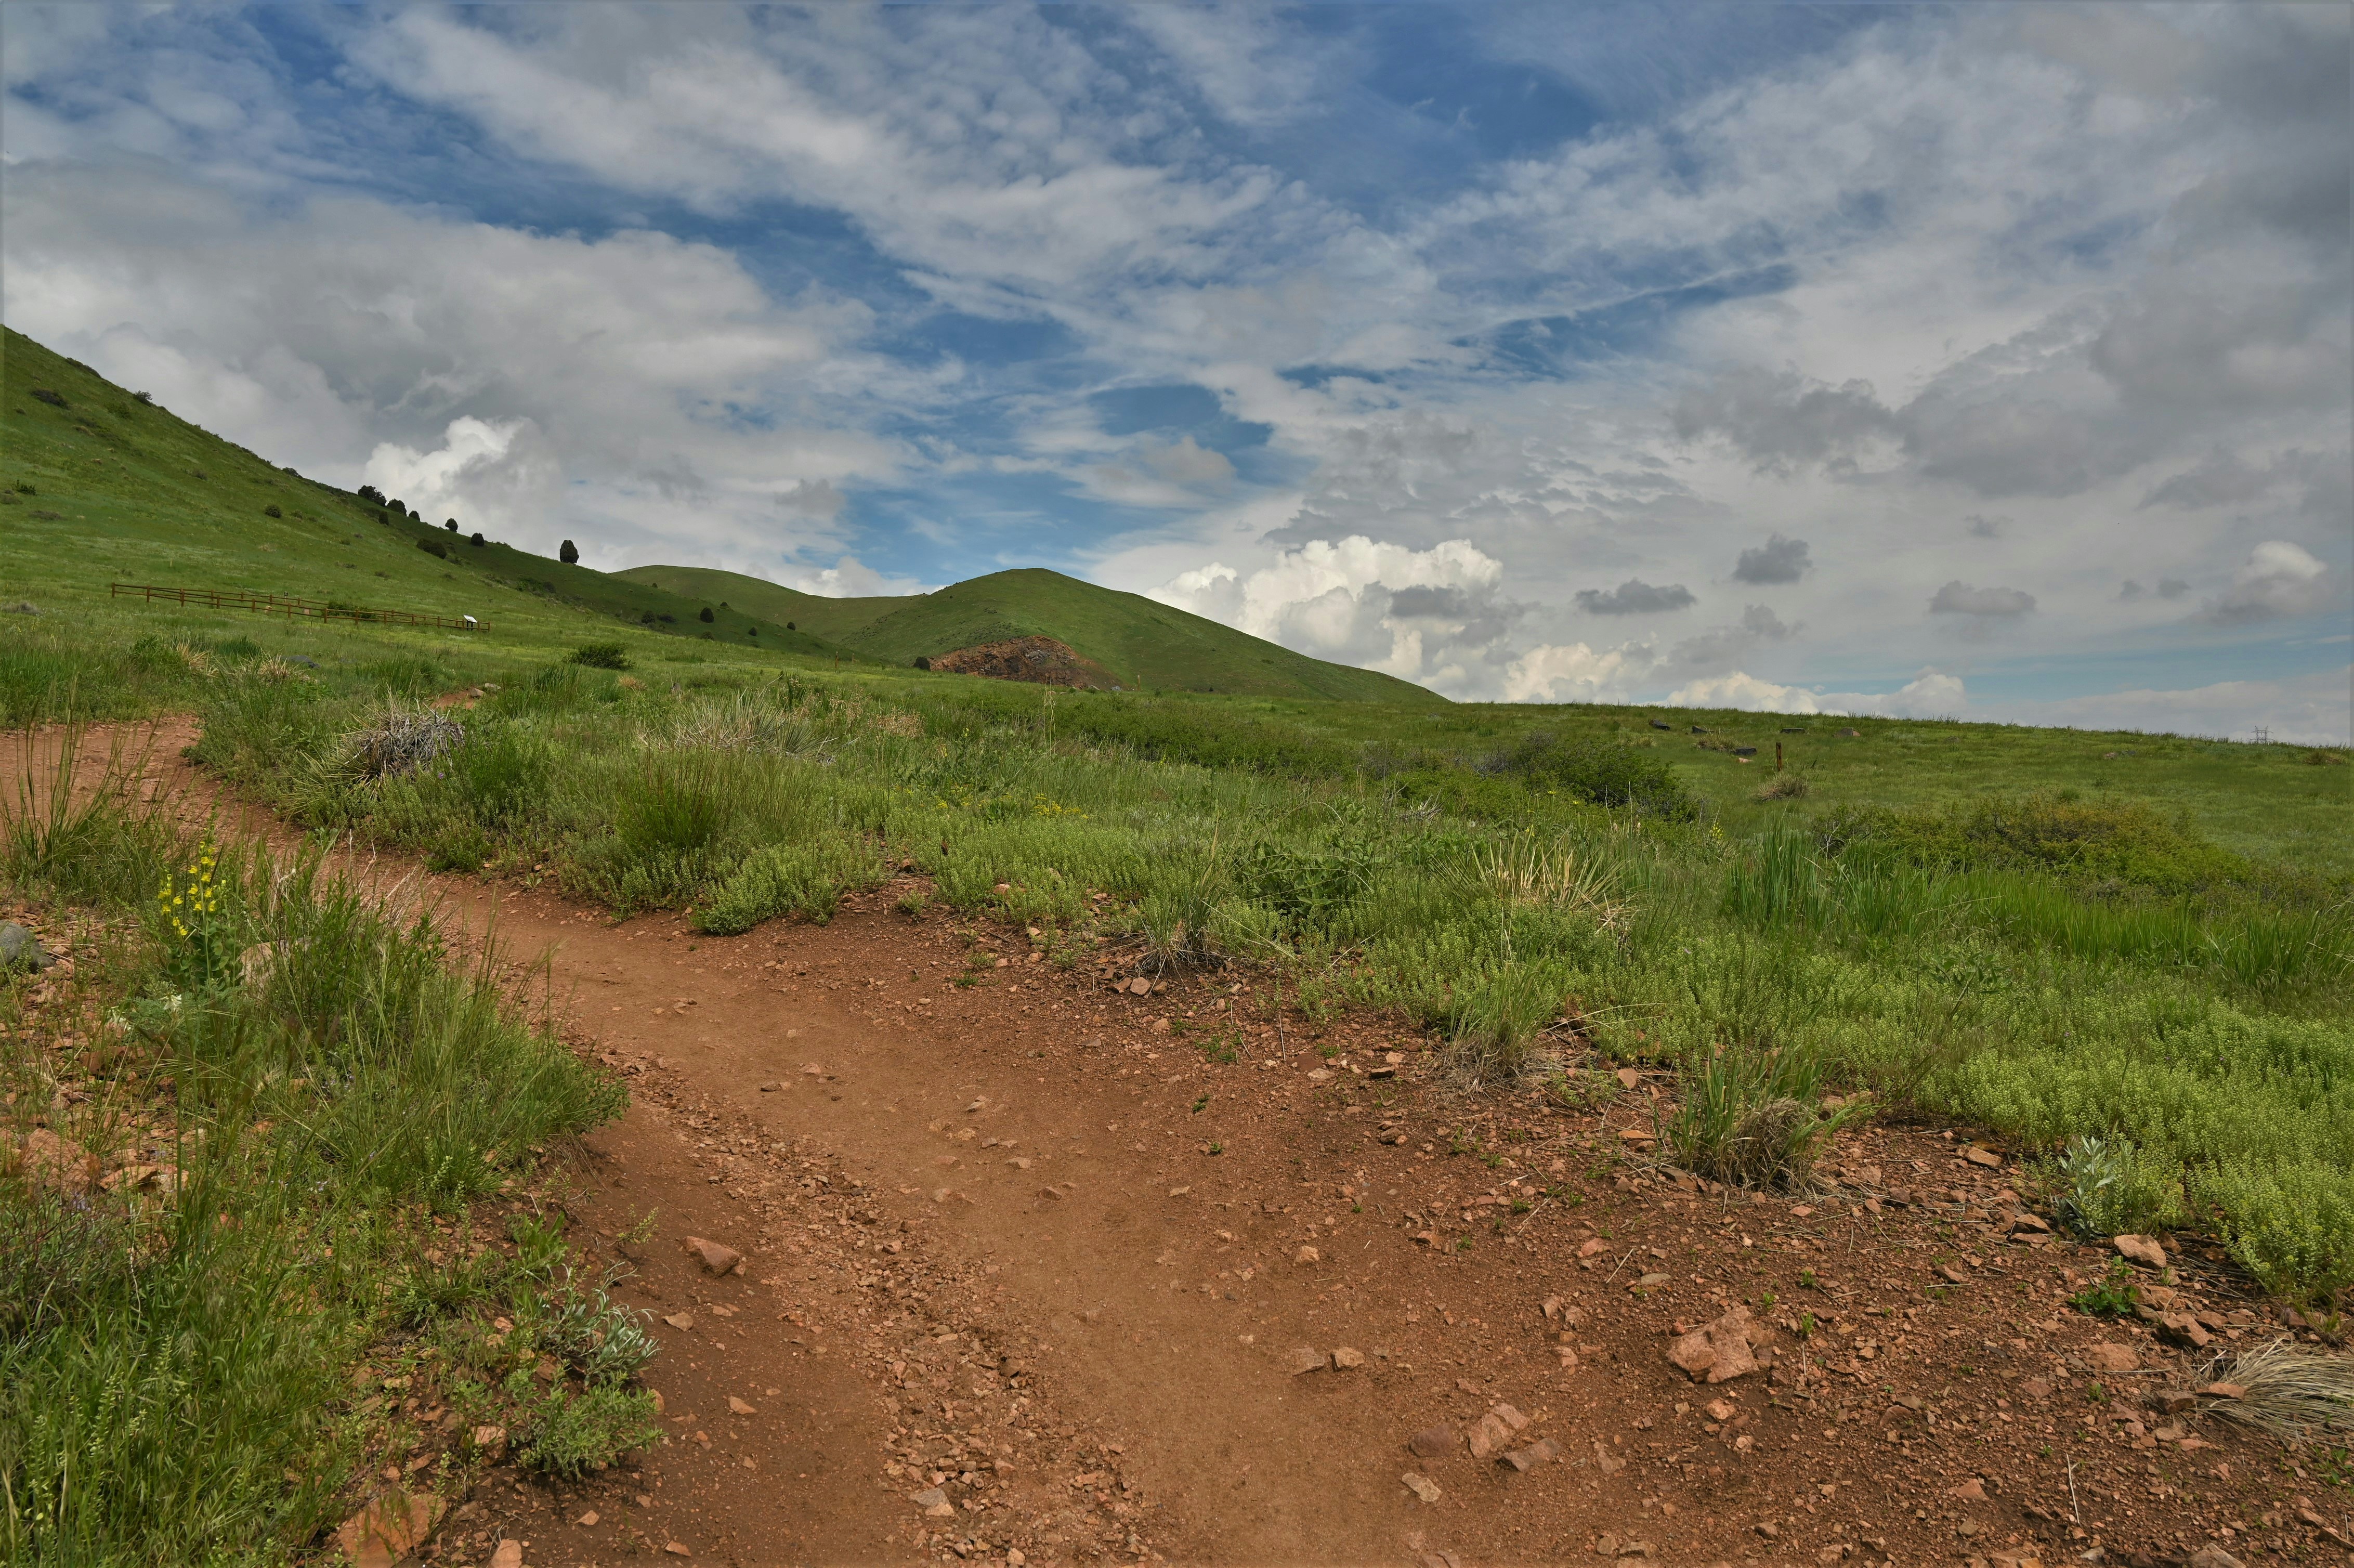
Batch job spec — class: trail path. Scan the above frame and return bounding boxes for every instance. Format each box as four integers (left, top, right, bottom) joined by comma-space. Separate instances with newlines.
5, 721, 2314, 1568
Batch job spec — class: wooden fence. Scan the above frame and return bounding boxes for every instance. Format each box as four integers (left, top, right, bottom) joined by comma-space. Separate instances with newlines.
110, 583, 487, 632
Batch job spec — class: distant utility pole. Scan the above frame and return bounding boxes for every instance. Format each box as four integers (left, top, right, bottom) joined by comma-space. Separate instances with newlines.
2253, 725, 2271, 744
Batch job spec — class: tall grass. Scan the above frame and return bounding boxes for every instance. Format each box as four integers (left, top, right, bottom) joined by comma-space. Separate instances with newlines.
119, 668, 2354, 1298
0, 753, 625, 1563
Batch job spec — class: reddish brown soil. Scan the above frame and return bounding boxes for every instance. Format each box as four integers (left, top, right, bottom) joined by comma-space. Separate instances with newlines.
925, 637, 1115, 690
6, 721, 2350, 1568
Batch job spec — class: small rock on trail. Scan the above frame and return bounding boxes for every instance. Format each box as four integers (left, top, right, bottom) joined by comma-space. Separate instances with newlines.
684, 1236, 744, 1274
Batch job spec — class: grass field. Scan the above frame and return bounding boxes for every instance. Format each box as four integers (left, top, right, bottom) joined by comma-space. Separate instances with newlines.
6, 332, 2353, 1300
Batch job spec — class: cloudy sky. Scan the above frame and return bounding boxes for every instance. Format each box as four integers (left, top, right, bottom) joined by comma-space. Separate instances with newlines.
7, 4, 2348, 740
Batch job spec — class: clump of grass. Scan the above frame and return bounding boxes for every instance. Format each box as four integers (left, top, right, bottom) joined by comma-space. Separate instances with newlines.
1666, 1041, 1868, 1188
326, 708, 467, 786
1753, 772, 1810, 801
568, 642, 630, 671
2193, 1339, 2354, 1439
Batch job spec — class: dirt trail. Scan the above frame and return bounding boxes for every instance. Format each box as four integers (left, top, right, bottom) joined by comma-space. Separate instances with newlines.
6, 721, 2333, 1568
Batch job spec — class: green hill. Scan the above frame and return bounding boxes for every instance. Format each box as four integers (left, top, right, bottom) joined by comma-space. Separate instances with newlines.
0, 326, 871, 667
0, 325, 1433, 705
614, 564, 1443, 704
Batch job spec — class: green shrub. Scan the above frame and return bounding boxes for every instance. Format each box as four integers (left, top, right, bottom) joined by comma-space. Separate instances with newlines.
1828, 793, 2250, 892
693, 835, 886, 934
1483, 733, 1699, 820
2044, 1135, 2181, 1238
2193, 1161, 2354, 1302
1231, 837, 1374, 933
513, 1380, 661, 1479
452, 725, 553, 827
568, 642, 630, 671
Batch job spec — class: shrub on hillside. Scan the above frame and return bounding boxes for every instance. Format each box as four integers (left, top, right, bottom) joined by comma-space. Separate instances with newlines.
559, 540, 579, 565
568, 643, 630, 671
262, 504, 282, 518
1482, 732, 1699, 820
698, 607, 715, 623
1820, 792, 2248, 892
418, 537, 447, 560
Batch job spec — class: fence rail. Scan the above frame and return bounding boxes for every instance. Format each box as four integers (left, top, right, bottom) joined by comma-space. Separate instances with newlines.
110, 583, 486, 632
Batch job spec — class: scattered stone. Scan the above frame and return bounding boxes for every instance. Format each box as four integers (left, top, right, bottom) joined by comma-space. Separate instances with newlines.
1556, 1345, 1581, 1371
664, 1544, 693, 1558
728, 1396, 756, 1415
1127, 977, 1152, 996
1616, 1067, 1642, 1090
2084, 1342, 2140, 1373
2010, 1211, 2052, 1234
1962, 1146, 2003, 1168
470, 1423, 509, 1460
1467, 1412, 1513, 1460
336, 1492, 446, 1568
1490, 1402, 1529, 1433
758, 1081, 783, 1092
1947, 1477, 1987, 1501
1332, 1347, 1366, 1369
1408, 1425, 1454, 1458
2113, 1234, 2168, 1270
2198, 1381, 2247, 1400
1939, 1264, 1970, 1285
576, 1509, 600, 1526
1294, 1246, 1320, 1266
0, 922, 57, 972
1401, 1472, 1441, 1505
13, 1129, 94, 1191
2160, 1312, 2214, 1349
489, 1541, 524, 1568
684, 1237, 744, 1275
801, 1063, 823, 1076
1704, 1398, 1736, 1422
663, 1312, 696, 1331
1668, 1305, 1760, 1384
1497, 1438, 1561, 1472
911, 1487, 955, 1518
1577, 1238, 1611, 1259
1289, 1347, 1330, 1375
2186, 1549, 2244, 1568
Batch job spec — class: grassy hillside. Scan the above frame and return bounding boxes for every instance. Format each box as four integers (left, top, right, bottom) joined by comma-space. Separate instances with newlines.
616, 563, 1444, 704
0, 328, 870, 671
615, 564, 920, 645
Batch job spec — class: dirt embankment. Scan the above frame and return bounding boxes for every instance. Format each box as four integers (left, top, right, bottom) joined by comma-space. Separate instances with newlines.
923, 637, 1118, 690
5, 720, 2346, 1568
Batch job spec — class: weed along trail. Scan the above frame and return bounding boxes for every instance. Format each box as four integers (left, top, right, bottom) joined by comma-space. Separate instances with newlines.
13, 723, 2350, 1568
